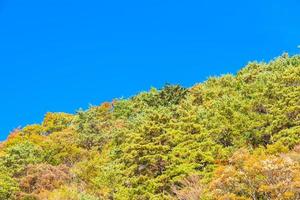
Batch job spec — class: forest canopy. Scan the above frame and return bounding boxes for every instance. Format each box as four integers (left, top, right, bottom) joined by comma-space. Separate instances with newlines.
1, 54, 300, 200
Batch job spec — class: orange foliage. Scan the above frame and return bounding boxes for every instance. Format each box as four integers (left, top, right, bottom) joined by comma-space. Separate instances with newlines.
210, 149, 300, 200
18, 164, 71, 199
100, 102, 112, 110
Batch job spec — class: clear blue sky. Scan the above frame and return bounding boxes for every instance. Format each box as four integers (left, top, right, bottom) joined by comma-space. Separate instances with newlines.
0, 0, 299, 140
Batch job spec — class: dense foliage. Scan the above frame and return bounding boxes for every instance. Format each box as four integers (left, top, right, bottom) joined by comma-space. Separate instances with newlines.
1, 54, 300, 199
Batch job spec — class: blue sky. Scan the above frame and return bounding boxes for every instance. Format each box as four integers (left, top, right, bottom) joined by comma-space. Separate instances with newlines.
0, 0, 299, 140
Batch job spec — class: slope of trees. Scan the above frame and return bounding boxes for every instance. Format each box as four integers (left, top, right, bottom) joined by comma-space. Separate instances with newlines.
1, 54, 300, 199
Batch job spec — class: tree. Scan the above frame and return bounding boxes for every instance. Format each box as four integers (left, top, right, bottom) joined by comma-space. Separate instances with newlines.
0, 165, 19, 200
42, 112, 73, 135
18, 164, 71, 199
73, 104, 113, 150
209, 148, 300, 200
0, 141, 44, 176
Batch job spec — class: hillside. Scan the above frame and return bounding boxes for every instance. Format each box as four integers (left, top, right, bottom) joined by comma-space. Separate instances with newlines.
1, 54, 300, 200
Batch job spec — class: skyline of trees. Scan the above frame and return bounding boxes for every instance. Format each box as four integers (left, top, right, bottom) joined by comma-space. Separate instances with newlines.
0, 54, 299, 199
